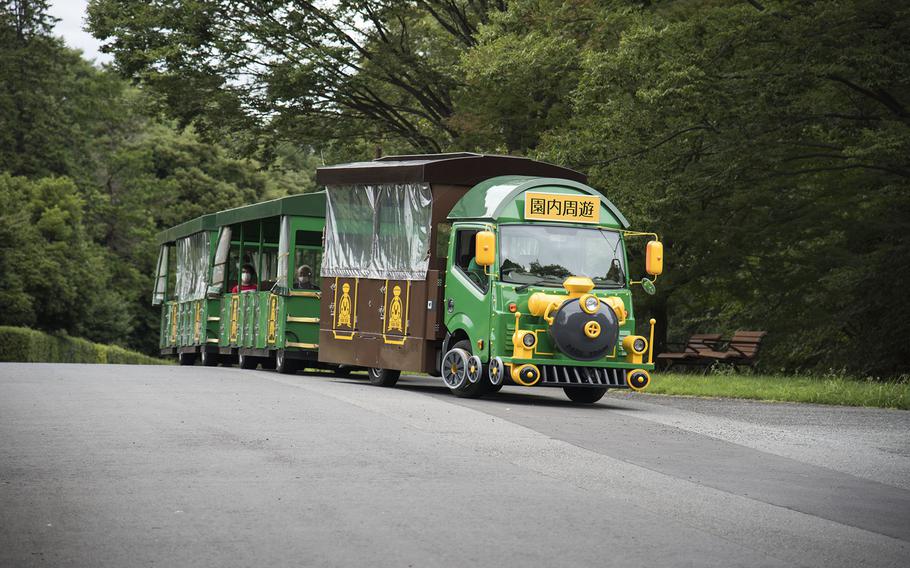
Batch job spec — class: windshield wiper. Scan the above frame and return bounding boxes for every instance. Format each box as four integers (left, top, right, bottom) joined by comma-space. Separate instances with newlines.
515, 276, 565, 293
514, 279, 543, 293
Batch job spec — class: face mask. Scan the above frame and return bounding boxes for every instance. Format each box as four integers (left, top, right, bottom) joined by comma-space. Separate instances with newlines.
241, 272, 251, 284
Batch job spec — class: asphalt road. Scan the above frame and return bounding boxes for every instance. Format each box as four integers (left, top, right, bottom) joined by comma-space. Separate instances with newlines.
1, 363, 908, 567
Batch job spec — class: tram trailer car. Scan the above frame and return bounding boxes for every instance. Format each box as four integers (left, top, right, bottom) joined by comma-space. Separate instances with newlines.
315, 153, 664, 403
208, 192, 329, 372
154, 194, 332, 371
153, 214, 220, 366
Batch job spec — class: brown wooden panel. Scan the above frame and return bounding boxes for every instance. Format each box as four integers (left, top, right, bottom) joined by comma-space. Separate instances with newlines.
317, 275, 440, 373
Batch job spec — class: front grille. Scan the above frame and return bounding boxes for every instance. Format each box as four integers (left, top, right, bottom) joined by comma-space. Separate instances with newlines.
539, 365, 627, 387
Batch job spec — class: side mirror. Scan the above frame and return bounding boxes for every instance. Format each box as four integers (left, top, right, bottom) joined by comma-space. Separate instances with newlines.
646, 240, 663, 276
475, 230, 495, 267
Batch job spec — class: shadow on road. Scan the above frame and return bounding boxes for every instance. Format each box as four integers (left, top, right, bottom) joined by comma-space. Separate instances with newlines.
279, 371, 640, 411
393, 382, 637, 411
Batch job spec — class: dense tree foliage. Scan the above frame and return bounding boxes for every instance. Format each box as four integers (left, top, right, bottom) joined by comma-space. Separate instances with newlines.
467, 0, 910, 375
87, 0, 506, 155
3, 1, 907, 375
0, 1, 299, 352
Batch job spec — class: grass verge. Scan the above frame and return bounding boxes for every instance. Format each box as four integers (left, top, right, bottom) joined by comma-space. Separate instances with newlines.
0, 326, 169, 365
648, 372, 909, 410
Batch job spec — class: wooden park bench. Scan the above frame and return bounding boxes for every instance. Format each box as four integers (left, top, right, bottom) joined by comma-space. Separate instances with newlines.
692, 331, 768, 370
656, 331, 768, 371
656, 334, 722, 371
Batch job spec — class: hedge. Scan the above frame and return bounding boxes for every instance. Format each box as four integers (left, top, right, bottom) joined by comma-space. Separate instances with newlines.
0, 326, 169, 365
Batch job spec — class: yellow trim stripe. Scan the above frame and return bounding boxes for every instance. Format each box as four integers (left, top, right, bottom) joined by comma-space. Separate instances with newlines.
287, 316, 319, 323
289, 290, 321, 298
207, 316, 221, 322
286, 342, 318, 349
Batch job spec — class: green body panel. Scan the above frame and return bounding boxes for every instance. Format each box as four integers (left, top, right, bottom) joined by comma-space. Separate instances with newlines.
160, 298, 217, 349
444, 180, 654, 375
442, 223, 493, 357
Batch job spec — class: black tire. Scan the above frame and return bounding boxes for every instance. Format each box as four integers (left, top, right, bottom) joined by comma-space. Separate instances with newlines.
276, 350, 297, 375
238, 351, 258, 370
333, 365, 354, 378
368, 367, 400, 387
563, 386, 608, 404
448, 340, 489, 398
487, 381, 504, 394
178, 352, 196, 366
200, 349, 218, 367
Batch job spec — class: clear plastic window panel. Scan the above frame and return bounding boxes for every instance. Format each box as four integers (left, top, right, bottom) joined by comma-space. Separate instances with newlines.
322, 183, 432, 280
175, 232, 210, 301
152, 245, 168, 305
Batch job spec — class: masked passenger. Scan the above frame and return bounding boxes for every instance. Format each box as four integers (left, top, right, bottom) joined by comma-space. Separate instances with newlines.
231, 263, 259, 293
295, 264, 315, 289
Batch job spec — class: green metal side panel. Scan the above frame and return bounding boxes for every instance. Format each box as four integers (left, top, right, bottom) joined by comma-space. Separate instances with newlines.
278, 294, 321, 350
443, 223, 494, 362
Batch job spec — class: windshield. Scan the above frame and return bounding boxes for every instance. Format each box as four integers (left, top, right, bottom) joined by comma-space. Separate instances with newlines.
499, 225, 626, 288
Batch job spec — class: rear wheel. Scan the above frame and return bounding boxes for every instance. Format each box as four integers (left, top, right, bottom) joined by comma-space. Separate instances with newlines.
200, 349, 218, 367
238, 351, 258, 370
333, 365, 355, 378
178, 352, 196, 366
563, 386, 608, 404
275, 350, 297, 375
368, 367, 400, 387
487, 356, 504, 393
444, 340, 489, 398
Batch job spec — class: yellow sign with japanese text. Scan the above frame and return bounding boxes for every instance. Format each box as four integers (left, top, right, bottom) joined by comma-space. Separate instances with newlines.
523, 192, 601, 224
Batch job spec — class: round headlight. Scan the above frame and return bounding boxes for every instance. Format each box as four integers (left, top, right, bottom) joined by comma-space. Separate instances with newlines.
633, 338, 647, 353
583, 295, 600, 313
522, 332, 536, 348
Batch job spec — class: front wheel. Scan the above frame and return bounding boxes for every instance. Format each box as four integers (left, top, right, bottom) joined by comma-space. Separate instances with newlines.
444, 341, 489, 398
368, 367, 400, 387
563, 386, 608, 404
178, 352, 196, 366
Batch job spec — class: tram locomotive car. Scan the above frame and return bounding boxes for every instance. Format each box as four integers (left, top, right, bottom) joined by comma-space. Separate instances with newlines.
154, 154, 664, 403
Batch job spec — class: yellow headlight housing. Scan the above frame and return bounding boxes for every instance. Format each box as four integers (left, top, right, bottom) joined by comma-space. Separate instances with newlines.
580, 294, 600, 314
622, 335, 648, 364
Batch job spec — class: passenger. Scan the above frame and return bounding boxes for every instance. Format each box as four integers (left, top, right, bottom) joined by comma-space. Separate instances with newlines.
295, 264, 316, 289
231, 263, 259, 293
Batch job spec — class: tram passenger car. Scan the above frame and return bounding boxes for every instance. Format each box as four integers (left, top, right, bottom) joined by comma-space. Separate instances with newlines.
153, 214, 218, 365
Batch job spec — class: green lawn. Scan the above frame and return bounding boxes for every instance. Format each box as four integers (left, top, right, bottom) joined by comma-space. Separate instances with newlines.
647, 372, 910, 410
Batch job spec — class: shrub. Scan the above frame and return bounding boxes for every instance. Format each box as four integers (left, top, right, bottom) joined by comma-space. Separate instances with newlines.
0, 326, 168, 365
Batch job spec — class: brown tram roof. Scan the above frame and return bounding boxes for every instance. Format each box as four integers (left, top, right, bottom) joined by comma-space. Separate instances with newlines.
315, 152, 587, 187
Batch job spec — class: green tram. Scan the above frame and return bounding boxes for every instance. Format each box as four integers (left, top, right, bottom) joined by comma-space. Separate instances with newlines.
153, 213, 218, 365
154, 154, 664, 403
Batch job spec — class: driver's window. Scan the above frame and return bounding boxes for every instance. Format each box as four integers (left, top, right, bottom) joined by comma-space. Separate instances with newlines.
453, 228, 488, 293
